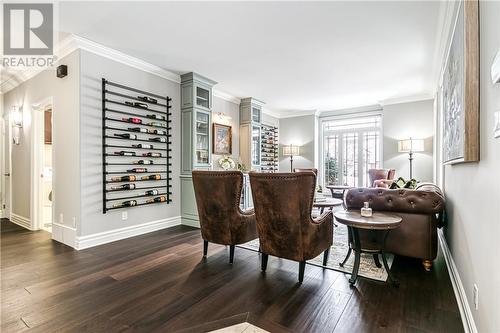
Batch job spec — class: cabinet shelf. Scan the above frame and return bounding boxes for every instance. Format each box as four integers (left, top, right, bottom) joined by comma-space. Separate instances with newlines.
102, 78, 173, 213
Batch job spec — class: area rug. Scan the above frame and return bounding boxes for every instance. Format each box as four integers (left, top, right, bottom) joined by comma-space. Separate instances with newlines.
238, 223, 393, 282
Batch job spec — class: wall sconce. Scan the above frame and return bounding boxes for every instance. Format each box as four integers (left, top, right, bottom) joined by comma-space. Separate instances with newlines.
215, 112, 232, 123
12, 106, 23, 128
398, 138, 424, 179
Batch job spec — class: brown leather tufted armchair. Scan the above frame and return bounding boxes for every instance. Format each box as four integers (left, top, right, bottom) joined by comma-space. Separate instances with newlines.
192, 171, 258, 263
344, 183, 445, 271
249, 171, 334, 282
368, 168, 396, 188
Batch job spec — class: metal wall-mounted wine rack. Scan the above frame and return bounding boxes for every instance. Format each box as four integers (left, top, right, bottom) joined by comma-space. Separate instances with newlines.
260, 124, 278, 172
102, 78, 172, 213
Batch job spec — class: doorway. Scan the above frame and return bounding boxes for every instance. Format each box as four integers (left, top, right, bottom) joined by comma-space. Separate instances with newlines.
33, 98, 54, 233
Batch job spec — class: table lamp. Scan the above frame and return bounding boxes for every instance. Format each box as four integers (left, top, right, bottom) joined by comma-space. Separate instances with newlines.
398, 138, 424, 179
282, 144, 300, 172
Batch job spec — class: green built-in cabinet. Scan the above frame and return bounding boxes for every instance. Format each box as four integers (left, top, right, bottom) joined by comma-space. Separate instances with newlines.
181, 72, 217, 227
239, 97, 265, 171
181, 72, 217, 174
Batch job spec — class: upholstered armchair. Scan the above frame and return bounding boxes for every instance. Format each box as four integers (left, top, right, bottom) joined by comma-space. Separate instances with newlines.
368, 168, 396, 188
249, 171, 334, 282
344, 183, 445, 271
192, 171, 258, 263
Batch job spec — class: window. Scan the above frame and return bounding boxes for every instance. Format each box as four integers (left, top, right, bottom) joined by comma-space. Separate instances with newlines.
321, 114, 382, 188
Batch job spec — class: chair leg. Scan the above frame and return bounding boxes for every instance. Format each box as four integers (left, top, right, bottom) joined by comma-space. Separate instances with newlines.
373, 254, 382, 268
203, 240, 208, 257
261, 253, 269, 271
298, 261, 306, 283
339, 247, 352, 267
422, 259, 432, 271
229, 245, 235, 264
323, 248, 330, 266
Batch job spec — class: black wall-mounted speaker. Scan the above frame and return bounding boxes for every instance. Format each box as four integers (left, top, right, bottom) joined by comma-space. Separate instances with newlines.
57, 65, 67, 78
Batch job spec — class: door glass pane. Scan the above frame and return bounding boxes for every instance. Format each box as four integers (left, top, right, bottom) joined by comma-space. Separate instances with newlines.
252, 125, 261, 166
252, 107, 261, 123
342, 133, 358, 187
196, 86, 210, 108
196, 112, 209, 164
324, 134, 340, 185
363, 131, 381, 186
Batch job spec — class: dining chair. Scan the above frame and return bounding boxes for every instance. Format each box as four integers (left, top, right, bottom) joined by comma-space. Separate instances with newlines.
249, 171, 334, 282
192, 170, 258, 263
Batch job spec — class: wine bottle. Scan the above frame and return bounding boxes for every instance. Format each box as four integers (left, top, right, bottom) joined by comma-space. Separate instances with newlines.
145, 189, 159, 196
149, 137, 166, 143
114, 133, 137, 140
114, 151, 136, 156
147, 121, 165, 127
146, 114, 165, 120
137, 96, 158, 104
148, 129, 166, 135
110, 183, 136, 191
129, 127, 148, 133
132, 144, 153, 149
143, 152, 162, 157
146, 196, 166, 203
134, 160, 153, 165
113, 200, 138, 208
127, 168, 147, 173
122, 117, 142, 124
125, 101, 149, 109
110, 175, 136, 182
141, 174, 161, 180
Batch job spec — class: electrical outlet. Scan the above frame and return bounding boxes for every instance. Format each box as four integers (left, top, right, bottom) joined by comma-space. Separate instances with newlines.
59, 213, 63, 224
473, 284, 479, 310
122, 211, 128, 220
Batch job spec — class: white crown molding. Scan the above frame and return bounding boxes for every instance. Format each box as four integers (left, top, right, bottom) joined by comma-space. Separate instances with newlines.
275, 109, 318, 119
379, 94, 434, 107
438, 230, 478, 333
75, 216, 181, 250
212, 89, 240, 105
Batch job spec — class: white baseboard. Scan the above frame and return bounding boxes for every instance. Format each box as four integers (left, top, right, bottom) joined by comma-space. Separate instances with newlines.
52, 222, 77, 248
10, 213, 33, 230
75, 216, 182, 250
181, 217, 200, 228
438, 230, 478, 333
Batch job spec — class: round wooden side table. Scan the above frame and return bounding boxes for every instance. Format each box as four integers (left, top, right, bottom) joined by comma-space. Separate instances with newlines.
313, 197, 343, 214
333, 210, 402, 286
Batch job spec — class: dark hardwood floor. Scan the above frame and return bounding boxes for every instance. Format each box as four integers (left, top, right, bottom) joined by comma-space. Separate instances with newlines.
1, 218, 463, 333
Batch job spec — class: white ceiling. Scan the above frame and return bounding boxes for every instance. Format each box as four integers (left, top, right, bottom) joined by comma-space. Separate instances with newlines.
57, 1, 444, 115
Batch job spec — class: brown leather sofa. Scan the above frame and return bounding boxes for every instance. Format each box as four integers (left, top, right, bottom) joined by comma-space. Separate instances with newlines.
344, 183, 445, 271
192, 170, 258, 263
249, 171, 333, 282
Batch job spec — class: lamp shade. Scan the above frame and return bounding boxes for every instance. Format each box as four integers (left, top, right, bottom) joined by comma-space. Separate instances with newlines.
283, 144, 300, 156
398, 138, 424, 153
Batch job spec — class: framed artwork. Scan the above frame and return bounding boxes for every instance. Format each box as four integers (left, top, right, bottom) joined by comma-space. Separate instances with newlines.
213, 123, 232, 155
442, 0, 479, 164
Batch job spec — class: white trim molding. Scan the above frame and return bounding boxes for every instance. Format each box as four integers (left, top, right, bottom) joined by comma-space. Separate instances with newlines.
491, 49, 500, 84
75, 216, 182, 250
52, 222, 77, 248
438, 230, 478, 333
10, 213, 33, 230
212, 89, 241, 105
181, 217, 200, 228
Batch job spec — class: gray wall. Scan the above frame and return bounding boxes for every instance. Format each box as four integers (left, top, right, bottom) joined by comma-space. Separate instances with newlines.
2, 50, 81, 226
211, 96, 240, 170
443, 1, 500, 331
383, 99, 434, 181
79, 50, 181, 236
278, 115, 316, 171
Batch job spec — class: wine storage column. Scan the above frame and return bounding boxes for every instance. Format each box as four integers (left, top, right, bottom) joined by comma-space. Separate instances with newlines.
260, 124, 278, 172
102, 78, 173, 213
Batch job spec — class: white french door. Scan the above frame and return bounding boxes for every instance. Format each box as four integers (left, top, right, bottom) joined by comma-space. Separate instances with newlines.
321, 114, 382, 188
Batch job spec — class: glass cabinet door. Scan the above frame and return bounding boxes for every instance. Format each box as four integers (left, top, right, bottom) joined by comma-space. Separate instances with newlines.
195, 112, 210, 164
196, 86, 210, 109
252, 107, 261, 123
251, 125, 261, 166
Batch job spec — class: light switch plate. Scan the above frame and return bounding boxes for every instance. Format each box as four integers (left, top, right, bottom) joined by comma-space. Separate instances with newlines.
122, 211, 128, 220
492, 49, 500, 84
494, 111, 500, 138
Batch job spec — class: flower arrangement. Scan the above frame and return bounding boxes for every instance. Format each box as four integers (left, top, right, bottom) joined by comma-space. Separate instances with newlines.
218, 155, 236, 170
